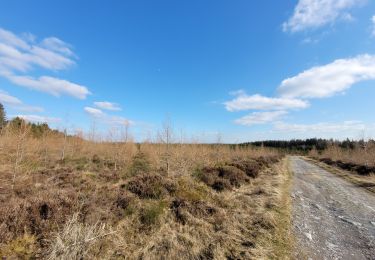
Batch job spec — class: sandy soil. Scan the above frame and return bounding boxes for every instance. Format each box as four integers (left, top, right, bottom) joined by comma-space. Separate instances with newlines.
290, 156, 375, 260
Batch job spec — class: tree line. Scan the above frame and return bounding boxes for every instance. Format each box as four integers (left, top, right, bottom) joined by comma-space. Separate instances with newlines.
240, 138, 374, 152
0, 103, 62, 138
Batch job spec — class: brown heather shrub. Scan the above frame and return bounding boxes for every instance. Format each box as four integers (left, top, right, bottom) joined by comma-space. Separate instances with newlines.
318, 157, 375, 176
127, 173, 176, 199
227, 159, 262, 178
312, 143, 375, 173
0, 189, 77, 244
170, 198, 219, 225
257, 155, 281, 166
218, 165, 250, 187
111, 190, 136, 219
195, 162, 254, 191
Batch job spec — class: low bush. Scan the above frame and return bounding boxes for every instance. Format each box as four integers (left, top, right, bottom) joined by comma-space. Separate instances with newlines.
319, 158, 375, 176
227, 159, 262, 178
127, 173, 176, 199
113, 191, 135, 218
196, 161, 259, 191
170, 198, 218, 225
0, 190, 77, 244
217, 166, 250, 187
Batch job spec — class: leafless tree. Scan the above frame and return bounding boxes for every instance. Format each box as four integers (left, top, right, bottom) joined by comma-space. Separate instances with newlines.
12, 121, 30, 191
158, 117, 173, 176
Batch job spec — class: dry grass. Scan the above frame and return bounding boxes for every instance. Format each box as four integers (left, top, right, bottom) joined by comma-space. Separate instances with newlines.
46, 213, 115, 260
308, 144, 375, 193
0, 126, 291, 259
306, 157, 375, 194
310, 144, 375, 169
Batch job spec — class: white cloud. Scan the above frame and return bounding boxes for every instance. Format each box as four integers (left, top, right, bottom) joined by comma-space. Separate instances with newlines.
13, 114, 61, 124
234, 111, 287, 126
107, 116, 134, 126
84, 106, 132, 126
40, 37, 75, 57
273, 120, 366, 133
278, 54, 375, 98
84, 106, 105, 117
371, 15, 375, 37
0, 90, 22, 105
0, 90, 43, 112
283, 0, 364, 33
94, 101, 122, 111
4, 74, 90, 99
224, 93, 309, 111
0, 28, 29, 50
0, 27, 90, 99
0, 28, 75, 72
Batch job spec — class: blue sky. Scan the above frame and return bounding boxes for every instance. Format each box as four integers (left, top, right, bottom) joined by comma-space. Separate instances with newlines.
1, 0, 375, 142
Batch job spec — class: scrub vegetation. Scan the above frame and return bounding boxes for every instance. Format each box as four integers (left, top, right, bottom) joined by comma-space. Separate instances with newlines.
0, 105, 291, 259
308, 143, 375, 193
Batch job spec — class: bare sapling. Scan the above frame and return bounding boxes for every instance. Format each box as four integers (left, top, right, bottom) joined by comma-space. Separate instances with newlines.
61, 128, 68, 162
11, 121, 30, 191
158, 117, 173, 176
359, 130, 369, 167
41, 129, 49, 167
215, 132, 222, 164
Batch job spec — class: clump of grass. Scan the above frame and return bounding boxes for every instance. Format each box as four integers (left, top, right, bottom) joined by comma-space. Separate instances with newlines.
128, 152, 151, 176
140, 201, 168, 226
0, 234, 36, 259
175, 177, 208, 202
46, 213, 115, 259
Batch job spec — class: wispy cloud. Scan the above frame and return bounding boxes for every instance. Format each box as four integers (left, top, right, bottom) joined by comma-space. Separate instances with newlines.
278, 54, 375, 98
12, 114, 61, 124
225, 93, 308, 111
273, 120, 366, 133
283, 0, 364, 33
84, 106, 132, 126
0, 27, 90, 99
371, 15, 375, 37
40, 37, 76, 57
94, 101, 122, 111
4, 74, 90, 99
84, 106, 105, 117
0, 90, 43, 112
234, 111, 287, 126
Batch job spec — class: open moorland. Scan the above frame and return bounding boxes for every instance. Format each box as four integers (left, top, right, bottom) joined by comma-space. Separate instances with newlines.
0, 119, 292, 259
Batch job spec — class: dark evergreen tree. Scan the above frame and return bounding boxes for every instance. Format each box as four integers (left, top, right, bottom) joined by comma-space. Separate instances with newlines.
0, 103, 6, 129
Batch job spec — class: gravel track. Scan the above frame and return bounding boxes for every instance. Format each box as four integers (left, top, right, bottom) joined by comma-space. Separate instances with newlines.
291, 156, 375, 260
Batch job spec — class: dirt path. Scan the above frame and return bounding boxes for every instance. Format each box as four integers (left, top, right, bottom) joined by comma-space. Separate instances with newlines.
290, 156, 375, 260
